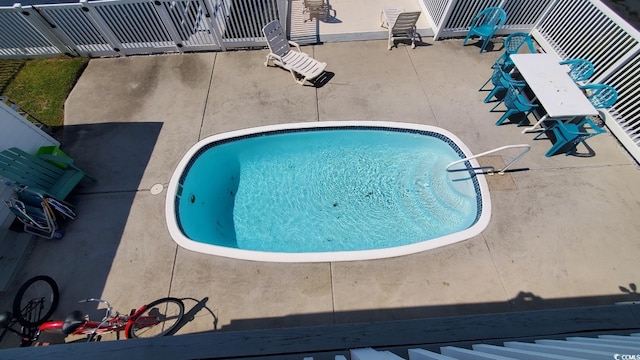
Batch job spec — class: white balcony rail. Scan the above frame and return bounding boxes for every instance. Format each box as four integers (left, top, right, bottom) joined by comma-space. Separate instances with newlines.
445, 144, 531, 175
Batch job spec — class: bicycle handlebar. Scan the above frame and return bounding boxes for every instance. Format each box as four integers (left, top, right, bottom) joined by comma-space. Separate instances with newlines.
79, 298, 110, 307
78, 298, 113, 321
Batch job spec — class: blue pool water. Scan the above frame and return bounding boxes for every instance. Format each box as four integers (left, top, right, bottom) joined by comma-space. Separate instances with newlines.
175, 127, 480, 254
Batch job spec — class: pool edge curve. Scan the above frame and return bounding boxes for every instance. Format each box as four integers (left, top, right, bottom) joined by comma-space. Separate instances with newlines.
165, 121, 492, 263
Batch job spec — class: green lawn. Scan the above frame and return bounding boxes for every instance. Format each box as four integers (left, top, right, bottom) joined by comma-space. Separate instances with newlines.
1, 57, 88, 127
0, 59, 26, 94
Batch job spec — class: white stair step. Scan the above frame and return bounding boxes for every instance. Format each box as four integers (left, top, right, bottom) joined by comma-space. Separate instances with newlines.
472, 343, 582, 359
504, 341, 611, 359
441, 346, 518, 359
409, 348, 459, 360
566, 336, 640, 348
537, 338, 640, 352
351, 347, 406, 360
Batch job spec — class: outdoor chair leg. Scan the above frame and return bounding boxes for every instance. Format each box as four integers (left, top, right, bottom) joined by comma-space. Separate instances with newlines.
462, 34, 472, 46
290, 70, 305, 85
480, 38, 491, 53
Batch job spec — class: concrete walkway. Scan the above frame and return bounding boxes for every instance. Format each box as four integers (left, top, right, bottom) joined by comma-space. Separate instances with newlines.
2, 38, 640, 341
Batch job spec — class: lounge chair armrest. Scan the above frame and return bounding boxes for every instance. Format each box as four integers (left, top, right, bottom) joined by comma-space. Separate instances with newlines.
288, 40, 302, 52
37, 154, 96, 181
38, 154, 86, 173
38, 154, 76, 166
267, 52, 284, 63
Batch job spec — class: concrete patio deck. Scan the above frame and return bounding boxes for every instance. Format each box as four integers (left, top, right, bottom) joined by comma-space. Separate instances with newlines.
2, 35, 640, 347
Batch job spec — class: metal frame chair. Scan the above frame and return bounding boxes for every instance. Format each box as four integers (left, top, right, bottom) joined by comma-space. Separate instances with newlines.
4, 186, 76, 240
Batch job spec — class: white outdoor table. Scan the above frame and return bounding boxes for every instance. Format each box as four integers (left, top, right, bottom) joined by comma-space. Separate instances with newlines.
509, 53, 598, 133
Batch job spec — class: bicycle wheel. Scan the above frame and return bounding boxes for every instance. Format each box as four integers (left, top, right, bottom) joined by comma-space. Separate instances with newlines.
12, 275, 59, 327
126, 297, 184, 339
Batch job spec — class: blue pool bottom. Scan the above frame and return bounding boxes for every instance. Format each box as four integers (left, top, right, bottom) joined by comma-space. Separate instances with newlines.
176, 128, 479, 253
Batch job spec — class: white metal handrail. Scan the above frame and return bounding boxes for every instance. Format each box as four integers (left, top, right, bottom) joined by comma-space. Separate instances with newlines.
445, 144, 531, 175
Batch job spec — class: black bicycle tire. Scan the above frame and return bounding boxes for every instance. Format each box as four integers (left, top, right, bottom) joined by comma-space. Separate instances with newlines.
12, 275, 60, 327
126, 297, 184, 339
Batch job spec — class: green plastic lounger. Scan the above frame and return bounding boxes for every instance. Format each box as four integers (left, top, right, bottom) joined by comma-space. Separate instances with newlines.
0, 147, 94, 200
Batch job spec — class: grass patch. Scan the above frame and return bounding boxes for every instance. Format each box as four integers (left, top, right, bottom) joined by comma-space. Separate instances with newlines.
0, 60, 26, 94
1, 57, 88, 127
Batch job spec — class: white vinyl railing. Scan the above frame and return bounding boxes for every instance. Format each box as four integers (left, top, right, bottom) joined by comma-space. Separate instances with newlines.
0, 0, 287, 57
420, 0, 553, 39
0, 5, 70, 57
532, 0, 640, 164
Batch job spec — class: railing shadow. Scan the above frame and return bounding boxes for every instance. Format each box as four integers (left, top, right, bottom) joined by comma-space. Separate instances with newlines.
167, 297, 219, 336
219, 285, 640, 332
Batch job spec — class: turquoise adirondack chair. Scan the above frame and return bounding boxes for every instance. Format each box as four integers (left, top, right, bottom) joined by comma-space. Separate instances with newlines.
0, 147, 94, 200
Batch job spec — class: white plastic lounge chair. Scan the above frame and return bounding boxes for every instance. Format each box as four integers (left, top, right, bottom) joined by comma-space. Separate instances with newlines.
380, 8, 422, 50
262, 20, 327, 85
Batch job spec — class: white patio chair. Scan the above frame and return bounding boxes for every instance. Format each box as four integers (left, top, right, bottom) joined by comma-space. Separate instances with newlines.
261, 20, 327, 85
303, 0, 329, 22
380, 8, 422, 50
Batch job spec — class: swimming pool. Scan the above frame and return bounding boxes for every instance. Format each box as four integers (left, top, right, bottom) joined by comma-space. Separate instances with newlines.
165, 121, 491, 262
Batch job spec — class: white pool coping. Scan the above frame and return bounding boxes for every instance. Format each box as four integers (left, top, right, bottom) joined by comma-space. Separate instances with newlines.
165, 121, 492, 262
